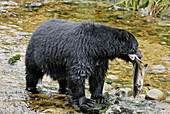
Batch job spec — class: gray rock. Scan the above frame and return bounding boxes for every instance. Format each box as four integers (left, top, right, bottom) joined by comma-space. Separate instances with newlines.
0, 1, 18, 6
158, 21, 170, 27
145, 89, 166, 101
119, 88, 132, 97
107, 75, 118, 80
24, 2, 44, 8
152, 65, 165, 70
149, 65, 166, 73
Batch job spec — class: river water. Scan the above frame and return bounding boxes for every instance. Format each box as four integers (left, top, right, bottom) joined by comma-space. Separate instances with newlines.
0, 0, 169, 113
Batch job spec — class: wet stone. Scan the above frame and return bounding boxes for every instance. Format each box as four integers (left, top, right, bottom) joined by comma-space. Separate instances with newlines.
0, 1, 18, 6
145, 89, 166, 101
118, 88, 132, 97
149, 65, 166, 73
24, 2, 44, 8
107, 75, 119, 80
161, 42, 166, 45
158, 21, 170, 27
46, 9, 57, 12
45, 12, 53, 17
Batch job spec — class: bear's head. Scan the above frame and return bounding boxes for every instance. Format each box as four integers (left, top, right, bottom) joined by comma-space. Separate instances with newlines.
116, 30, 143, 62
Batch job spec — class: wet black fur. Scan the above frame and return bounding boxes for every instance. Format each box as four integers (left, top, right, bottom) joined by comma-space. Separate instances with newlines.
25, 19, 142, 111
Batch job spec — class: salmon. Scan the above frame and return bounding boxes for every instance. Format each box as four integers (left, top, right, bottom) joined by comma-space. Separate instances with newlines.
129, 54, 148, 98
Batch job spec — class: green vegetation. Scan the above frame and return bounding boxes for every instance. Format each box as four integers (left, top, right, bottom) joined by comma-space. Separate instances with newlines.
147, 0, 169, 17
106, 79, 114, 84
102, 0, 169, 17
8, 54, 21, 65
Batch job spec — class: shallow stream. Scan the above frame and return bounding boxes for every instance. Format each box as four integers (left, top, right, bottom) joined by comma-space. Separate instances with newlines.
0, 0, 169, 113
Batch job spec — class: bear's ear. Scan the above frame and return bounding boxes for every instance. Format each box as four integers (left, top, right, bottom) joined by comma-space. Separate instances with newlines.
120, 30, 129, 41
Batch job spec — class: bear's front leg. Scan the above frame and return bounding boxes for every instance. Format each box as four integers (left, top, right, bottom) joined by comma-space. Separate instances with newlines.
68, 75, 95, 111
89, 60, 108, 103
89, 75, 107, 103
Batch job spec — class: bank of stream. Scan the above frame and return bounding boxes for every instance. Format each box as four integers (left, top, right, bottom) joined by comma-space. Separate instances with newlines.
0, 0, 169, 113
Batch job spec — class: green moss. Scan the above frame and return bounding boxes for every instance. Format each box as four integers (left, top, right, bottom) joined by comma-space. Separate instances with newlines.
117, 97, 123, 101
106, 79, 114, 84
114, 99, 119, 104
8, 54, 21, 65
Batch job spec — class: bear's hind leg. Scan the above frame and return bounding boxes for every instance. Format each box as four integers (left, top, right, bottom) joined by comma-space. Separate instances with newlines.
26, 69, 44, 93
58, 79, 69, 95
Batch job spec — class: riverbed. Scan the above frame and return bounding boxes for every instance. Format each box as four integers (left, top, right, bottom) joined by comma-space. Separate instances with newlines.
0, 0, 169, 113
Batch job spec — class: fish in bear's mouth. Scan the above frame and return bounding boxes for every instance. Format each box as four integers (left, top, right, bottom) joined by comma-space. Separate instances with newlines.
128, 54, 148, 98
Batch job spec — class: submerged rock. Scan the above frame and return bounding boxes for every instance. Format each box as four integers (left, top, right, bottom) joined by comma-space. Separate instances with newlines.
149, 65, 166, 73
107, 75, 119, 80
119, 88, 132, 97
145, 89, 166, 101
24, 2, 44, 8
0, 1, 18, 6
158, 21, 170, 27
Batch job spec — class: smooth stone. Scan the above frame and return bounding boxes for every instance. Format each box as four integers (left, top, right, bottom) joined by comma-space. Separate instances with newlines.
107, 75, 119, 80
158, 21, 170, 27
47, 9, 57, 12
139, 0, 149, 8
119, 88, 132, 96
161, 42, 166, 45
150, 65, 166, 73
42, 109, 55, 113
145, 89, 166, 101
0, 1, 18, 6
152, 65, 165, 70
24, 2, 44, 8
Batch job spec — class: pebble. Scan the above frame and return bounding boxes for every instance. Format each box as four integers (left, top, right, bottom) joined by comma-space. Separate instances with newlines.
158, 21, 170, 27
149, 65, 166, 73
42, 109, 55, 113
161, 42, 166, 45
145, 89, 166, 101
119, 88, 132, 97
107, 75, 118, 80
24, 2, 44, 8
0, 1, 18, 6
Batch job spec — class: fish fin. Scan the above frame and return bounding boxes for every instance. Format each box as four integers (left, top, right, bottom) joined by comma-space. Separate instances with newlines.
144, 64, 148, 68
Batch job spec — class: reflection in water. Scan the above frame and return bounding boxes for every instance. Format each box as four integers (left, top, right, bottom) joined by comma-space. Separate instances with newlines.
0, 0, 169, 113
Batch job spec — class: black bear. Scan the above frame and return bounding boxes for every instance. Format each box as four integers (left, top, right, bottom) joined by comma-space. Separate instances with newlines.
25, 19, 143, 111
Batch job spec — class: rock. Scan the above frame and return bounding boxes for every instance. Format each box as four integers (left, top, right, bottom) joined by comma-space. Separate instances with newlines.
119, 88, 132, 97
139, 0, 149, 8
0, 1, 18, 6
161, 42, 166, 45
47, 9, 57, 12
24, 2, 44, 8
62, 1, 95, 5
152, 65, 165, 70
165, 96, 170, 103
45, 12, 53, 17
139, 94, 146, 99
107, 75, 119, 80
41, 109, 55, 113
139, 8, 149, 16
145, 89, 166, 101
158, 21, 170, 27
149, 65, 166, 73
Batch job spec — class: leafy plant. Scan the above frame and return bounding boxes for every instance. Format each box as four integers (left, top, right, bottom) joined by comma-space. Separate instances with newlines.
106, 79, 114, 84
8, 54, 21, 65
148, 0, 169, 17
113, 0, 169, 17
